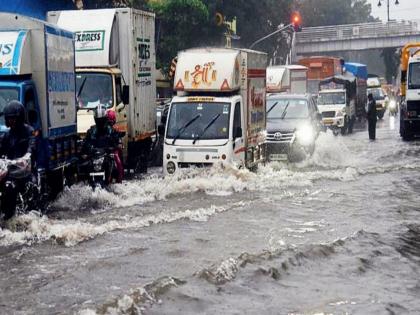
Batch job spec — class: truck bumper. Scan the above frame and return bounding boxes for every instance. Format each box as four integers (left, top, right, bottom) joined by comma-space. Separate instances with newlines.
163, 145, 231, 175
322, 116, 345, 128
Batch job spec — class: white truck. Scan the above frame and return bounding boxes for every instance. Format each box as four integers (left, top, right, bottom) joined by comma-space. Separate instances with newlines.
400, 43, 420, 140
266, 65, 308, 95
163, 48, 267, 175
0, 13, 78, 196
47, 8, 156, 172
317, 74, 357, 135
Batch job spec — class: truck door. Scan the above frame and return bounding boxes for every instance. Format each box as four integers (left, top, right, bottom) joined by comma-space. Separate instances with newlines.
232, 101, 245, 165
114, 76, 128, 132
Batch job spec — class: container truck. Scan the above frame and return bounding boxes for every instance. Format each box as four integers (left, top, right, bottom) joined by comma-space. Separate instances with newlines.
344, 62, 368, 125
266, 65, 308, 95
48, 8, 156, 172
298, 56, 343, 94
0, 13, 78, 197
163, 48, 267, 175
399, 43, 420, 140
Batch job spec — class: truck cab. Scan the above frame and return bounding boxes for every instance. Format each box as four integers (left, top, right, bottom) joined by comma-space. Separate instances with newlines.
400, 53, 420, 140
165, 95, 244, 174
318, 75, 357, 135
75, 68, 128, 136
0, 79, 41, 132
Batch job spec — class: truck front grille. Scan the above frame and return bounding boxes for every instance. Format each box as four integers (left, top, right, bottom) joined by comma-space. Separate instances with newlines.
322, 111, 336, 118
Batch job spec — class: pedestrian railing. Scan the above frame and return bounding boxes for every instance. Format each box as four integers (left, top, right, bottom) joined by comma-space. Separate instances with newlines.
297, 20, 420, 43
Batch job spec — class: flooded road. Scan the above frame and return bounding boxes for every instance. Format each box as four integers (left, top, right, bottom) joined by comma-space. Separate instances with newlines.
1, 116, 420, 315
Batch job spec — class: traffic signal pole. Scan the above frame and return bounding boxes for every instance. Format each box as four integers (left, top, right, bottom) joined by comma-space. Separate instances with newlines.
249, 23, 293, 50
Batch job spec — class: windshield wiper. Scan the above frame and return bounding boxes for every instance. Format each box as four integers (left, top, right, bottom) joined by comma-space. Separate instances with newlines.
77, 77, 87, 100
267, 102, 278, 115
192, 113, 221, 144
172, 114, 201, 145
280, 101, 290, 119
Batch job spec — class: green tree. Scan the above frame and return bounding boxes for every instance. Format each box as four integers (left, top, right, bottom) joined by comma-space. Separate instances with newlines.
295, 0, 375, 27
149, 0, 225, 73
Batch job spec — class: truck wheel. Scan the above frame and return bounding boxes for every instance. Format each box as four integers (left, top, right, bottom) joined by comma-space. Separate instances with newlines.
401, 121, 413, 141
377, 111, 384, 120
341, 117, 348, 135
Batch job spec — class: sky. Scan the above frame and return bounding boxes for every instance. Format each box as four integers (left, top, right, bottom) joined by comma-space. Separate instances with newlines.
369, 0, 420, 22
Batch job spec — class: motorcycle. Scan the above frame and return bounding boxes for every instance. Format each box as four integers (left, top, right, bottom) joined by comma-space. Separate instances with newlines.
388, 99, 398, 117
0, 154, 40, 220
78, 148, 117, 190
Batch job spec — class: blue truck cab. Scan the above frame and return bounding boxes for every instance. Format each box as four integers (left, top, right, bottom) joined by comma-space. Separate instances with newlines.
0, 13, 78, 195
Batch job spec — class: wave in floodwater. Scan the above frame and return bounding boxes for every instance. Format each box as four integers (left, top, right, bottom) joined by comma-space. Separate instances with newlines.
0, 202, 246, 247
196, 229, 380, 286
78, 276, 186, 315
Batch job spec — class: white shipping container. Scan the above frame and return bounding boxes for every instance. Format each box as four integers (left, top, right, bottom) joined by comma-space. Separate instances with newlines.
0, 13, 76, 139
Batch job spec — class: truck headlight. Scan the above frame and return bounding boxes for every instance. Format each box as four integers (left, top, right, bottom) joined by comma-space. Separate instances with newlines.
336, 107, 346, 117
296, 125, 314, 146
167, 161, 176, 174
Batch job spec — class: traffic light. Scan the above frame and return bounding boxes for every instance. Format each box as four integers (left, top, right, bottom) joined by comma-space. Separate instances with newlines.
291, 11, 302, 32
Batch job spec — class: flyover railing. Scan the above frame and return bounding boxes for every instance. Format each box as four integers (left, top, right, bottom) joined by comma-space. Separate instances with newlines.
296, 20, 420, 43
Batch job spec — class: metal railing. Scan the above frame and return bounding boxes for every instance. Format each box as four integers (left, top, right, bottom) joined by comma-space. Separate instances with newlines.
296, 20, 420, 43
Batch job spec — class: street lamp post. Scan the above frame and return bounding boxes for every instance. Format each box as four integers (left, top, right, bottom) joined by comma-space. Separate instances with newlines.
377, 0, 400, 22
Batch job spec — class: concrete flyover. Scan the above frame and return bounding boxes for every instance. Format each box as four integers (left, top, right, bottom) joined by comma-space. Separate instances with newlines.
295, 20, 420, 56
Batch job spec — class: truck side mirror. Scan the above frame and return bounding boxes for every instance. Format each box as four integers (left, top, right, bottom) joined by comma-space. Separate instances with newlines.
234, 126, 242, 138
158, 124, 165, 136
122, 85, 129, 105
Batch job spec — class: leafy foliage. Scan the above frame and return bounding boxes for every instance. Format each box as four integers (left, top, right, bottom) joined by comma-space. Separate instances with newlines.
295, 0, 376, 27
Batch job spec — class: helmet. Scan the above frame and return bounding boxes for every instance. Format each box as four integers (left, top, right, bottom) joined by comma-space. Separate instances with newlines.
106, 110, 116, 126
4, 101, 25, 127
94, 104, 107, 127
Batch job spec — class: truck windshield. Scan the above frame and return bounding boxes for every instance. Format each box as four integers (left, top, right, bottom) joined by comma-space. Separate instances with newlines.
267, 99, 308, 119
76, 73, 113, 109
318, 92, 345, 105
0, 88, 19, 129
408, 62, 420, 89
166, 102, 230, 140
368, 88, 385, 100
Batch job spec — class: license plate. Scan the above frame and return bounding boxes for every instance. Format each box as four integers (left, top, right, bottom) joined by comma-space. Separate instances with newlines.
89, 172, 105, 178
323, 119, 333, 125
270, 153, 288, 161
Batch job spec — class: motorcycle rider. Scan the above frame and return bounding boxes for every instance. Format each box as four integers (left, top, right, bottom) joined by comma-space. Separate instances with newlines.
81, 104, 121, 183
0, 101, 36, 220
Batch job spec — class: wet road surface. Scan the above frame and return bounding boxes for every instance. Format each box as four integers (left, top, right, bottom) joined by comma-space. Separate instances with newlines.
1, 116, 420, 314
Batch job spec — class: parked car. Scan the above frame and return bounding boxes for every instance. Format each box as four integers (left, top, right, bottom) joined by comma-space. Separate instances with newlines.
265, 94, 323, 162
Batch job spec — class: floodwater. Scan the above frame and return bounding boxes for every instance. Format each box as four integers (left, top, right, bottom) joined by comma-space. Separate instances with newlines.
1, 116, 420, 315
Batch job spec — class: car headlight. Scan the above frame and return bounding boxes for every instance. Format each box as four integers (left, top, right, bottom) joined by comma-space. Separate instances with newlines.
93, 157, 104, 171
167, 161, 176, 174
296, 125, 314, 146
